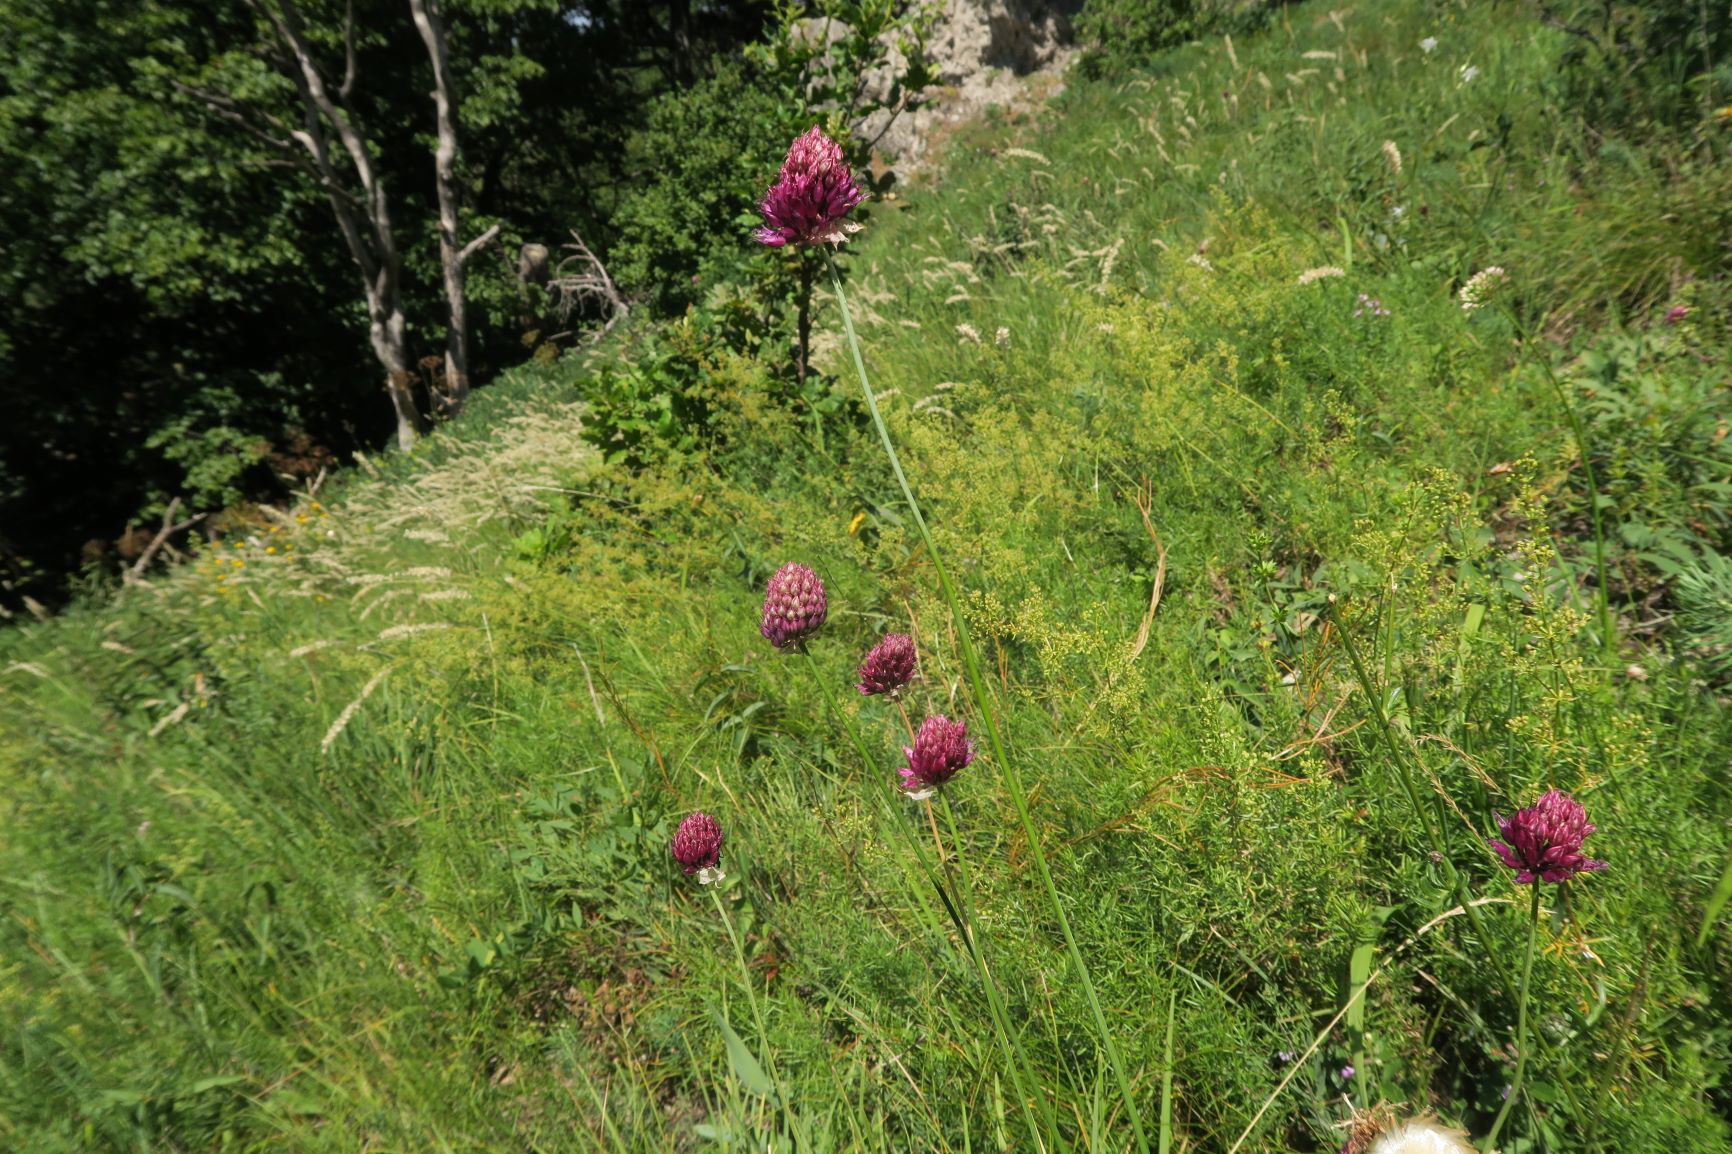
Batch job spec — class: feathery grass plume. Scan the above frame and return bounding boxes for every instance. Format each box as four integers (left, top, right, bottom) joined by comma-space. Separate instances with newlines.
672, 811, 725, 884
1297, 265, 1345, 285
1489, 788, 1607, 883
754, 126, 865, 248
1457, 265, 1506, 310
320, 665, 391, 754
898, 715, 974, 800
760, 562, 827, 649
1382, 139, 1402, 174
856, 633, 916, 697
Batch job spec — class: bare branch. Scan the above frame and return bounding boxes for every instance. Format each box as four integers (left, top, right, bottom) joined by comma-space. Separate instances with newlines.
458, 223, 501, 266
170, 79, 297, 152
548, 230, 630, 338
338, 0, 358, 100
126, 499, 210, 583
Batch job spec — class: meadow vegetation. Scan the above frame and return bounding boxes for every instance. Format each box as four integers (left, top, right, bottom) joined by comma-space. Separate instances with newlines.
3, 1, 1732, 1151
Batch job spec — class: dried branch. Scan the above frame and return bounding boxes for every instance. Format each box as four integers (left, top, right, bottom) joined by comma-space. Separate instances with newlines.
126, 499, 209, 583
458, 223, 501, 266
548, 230, 630, 337
1127, 475, 1168, 662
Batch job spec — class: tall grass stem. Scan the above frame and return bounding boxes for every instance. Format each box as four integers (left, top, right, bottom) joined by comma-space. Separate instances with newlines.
1482, 886, 1542, 1151
800, 649, 1056, 1149
827, 253, 1152, 1154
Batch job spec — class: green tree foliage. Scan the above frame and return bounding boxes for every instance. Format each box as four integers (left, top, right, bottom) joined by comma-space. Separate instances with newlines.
610, 61, 802, 314
0, 0, 773, 603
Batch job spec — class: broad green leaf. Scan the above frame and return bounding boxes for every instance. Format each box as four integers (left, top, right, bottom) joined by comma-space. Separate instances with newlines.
711, 1009, 774, 1098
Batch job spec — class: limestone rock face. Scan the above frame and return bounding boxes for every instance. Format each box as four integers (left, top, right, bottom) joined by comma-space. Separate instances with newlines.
925, 0, 1076, 83
862, 0, 1079, 167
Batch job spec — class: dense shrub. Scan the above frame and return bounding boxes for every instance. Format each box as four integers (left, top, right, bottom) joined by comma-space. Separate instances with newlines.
1545, 0, 1732, 133
609, 62, 803, 315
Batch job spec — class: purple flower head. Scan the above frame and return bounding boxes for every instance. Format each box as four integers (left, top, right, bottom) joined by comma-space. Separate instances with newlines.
1488, 788, 1607, 884
672, 811, 725, 884
760, 562, 828, 649
1666, 304, 1690, 325
856, 633, 917, 697
754, 126, 866, 248
1354, 293, 1391, 319
1339, 1064, 1356, 1080
898, 715, 975, 798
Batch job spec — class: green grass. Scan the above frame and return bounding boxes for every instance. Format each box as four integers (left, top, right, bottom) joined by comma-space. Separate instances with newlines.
5, 1, 1732, 1151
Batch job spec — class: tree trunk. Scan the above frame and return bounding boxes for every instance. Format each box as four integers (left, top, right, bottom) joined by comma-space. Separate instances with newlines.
368, 295, 418, 451
250, 0, 425, 447
410, 0, 472, 418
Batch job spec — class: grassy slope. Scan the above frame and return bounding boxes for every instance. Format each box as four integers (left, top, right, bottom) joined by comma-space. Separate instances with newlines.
4, 2, 1731, 1151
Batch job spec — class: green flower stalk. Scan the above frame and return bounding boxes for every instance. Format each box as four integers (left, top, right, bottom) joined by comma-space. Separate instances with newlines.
819, 245, 1153, 1154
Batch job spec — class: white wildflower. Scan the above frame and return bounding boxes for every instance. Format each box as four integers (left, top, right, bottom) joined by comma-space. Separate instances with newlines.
1459, 63, 1479, 84
1187, 253, 1214, 271
994, 326, 1010, 348
1458, 265, 1507, 311
1420, 37, 1438, 54
1368, 1118, 1474, 1154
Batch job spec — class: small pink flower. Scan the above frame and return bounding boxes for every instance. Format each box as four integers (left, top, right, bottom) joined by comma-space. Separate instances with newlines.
1666, 304, 1690, 325
1488, 789, 1607, 884
856, 633, 916, 696
899, 715, 975, 799
672, 812, 725, 884
754, 126, 866, 248
760, 562, 827, 650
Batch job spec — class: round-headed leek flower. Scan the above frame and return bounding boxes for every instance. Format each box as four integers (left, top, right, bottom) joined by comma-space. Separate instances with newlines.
672, 811, 726, 885
1488, 788, 1607, 884
760, 562, 828, 650
856, 633, 917, 697
754, 126, 865, 248
898, 715, 975, 800
1457, 265, 1506, 311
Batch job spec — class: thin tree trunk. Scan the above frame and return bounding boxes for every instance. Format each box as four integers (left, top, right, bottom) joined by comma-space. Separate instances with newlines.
410, 0, 472, 417
243, 0, 424, 448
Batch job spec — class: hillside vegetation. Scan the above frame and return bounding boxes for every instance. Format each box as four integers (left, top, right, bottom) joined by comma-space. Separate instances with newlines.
4, 1, 1732, 1151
